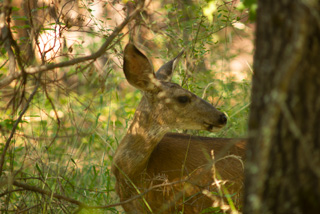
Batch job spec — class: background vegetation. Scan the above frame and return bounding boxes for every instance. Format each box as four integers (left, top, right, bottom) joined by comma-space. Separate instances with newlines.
0, 0, 253, 213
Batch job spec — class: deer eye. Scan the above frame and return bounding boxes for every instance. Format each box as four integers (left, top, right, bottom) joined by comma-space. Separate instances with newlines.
176, 96, 190, 104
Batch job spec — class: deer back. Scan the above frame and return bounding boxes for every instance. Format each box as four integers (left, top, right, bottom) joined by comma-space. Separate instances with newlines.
112, 44, 246, 213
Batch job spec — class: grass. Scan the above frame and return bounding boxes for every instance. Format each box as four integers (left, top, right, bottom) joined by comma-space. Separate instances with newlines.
0, 1, 252, 212
0, 61, 250, 213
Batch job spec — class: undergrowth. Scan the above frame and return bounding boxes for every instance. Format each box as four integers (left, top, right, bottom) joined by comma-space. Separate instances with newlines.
0, 0, 252, 213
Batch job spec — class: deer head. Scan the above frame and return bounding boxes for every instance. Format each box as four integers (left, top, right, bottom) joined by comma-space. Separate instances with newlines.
123, 43, 227, 132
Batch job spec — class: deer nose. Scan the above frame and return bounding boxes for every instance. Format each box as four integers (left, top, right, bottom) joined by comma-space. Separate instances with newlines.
219, 113, 227, 125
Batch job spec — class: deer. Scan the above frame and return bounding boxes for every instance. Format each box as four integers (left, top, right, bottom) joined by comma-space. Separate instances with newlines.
111, 43, 246, 214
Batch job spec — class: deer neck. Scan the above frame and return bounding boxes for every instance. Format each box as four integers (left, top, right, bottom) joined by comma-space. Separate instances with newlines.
113, 97, 168, 180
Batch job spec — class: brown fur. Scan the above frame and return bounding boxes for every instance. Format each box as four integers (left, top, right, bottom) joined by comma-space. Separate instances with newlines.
147, 133, 246, 213
112, 44, 246, 213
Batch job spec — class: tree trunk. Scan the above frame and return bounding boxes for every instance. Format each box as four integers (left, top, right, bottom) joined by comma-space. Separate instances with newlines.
244, 0, 320, 213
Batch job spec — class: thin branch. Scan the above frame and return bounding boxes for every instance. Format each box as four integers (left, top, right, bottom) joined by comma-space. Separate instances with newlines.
0, 188, 25, 197
10, 177, 189, 213
0, 81, 40, 177
0, 1, 144, 88
16, 204, 41, 214
0, 6, 18, 89
23, 2, 144, 75
74, 178, 190, 213
43, 85, 61, 150
0, 59, 9, 69
12, 180, 84, 206
9, 166, 228, 213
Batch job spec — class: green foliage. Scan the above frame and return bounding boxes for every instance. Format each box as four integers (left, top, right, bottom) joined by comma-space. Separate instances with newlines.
201, 206, 224, 214
0, 0, 252, 213
238, 0, 257, 20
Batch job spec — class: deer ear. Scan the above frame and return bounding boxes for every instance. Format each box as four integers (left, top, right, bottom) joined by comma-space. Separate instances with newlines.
123, 43, 156, 91
155, 50, 184, 82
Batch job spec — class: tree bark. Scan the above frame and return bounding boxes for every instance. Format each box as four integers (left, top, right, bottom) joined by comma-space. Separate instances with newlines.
244, 0, 320, 213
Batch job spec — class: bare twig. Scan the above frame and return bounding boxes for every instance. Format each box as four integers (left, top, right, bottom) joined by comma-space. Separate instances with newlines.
23, 3, 144, 74
43, 85, 61, 150
0, 6, 18, 89
0, 1, 144, 88
12, 180, 84, 206
0, 188, 25, 197
16, 204, 41, 214
9, 177, 189, 214
0, 81, 40, 177
73, 178, 190, 213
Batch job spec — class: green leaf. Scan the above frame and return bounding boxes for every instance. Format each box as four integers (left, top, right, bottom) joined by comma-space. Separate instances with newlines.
35, 163, 45, 178
71, 158, 77, 166
12, 15, 28, 21
95, 113, 101, 126
238, 0, 257, 21
200, 206, 222, 213
11, 25, 31, 29
12, 7, 20, 12
31, 6, 48, 13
